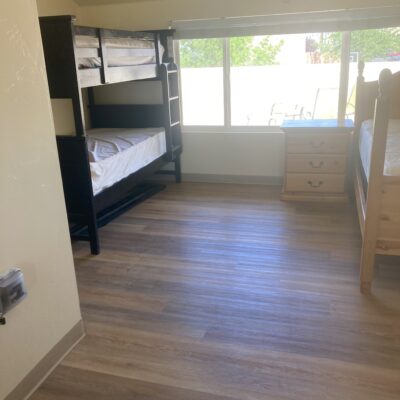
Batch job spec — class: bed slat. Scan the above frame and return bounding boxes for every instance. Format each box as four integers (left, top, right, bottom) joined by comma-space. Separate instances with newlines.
105, 64, 158, 84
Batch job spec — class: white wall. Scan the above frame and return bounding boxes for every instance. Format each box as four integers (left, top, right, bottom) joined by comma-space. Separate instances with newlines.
182, 132, 284, 178
36, 0, 80, 18
0, 1, 82, 398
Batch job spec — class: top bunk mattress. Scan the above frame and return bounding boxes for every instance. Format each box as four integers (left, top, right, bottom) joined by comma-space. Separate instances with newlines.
75, 34, 164, 70
87, 127, 166, 195
359, 119, 400, 180
77, 55, 157, 69
75, 35, 155, 49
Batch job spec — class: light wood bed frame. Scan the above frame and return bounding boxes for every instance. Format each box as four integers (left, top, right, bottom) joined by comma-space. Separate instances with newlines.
354, 61, 400, 293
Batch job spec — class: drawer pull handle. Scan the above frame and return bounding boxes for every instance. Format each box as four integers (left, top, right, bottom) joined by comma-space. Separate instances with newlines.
309, 141, 325, 148
308, 180, 323, 188
309, 161, 324, 169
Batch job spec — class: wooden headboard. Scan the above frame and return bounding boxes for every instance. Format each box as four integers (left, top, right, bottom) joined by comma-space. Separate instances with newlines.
355, 62, 400, 133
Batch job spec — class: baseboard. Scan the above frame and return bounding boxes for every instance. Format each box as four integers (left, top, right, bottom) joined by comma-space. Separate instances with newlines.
181, 173, 283, 185
280, 191, 349, 203
152, 172, 283, 185
5, 320, 85, 400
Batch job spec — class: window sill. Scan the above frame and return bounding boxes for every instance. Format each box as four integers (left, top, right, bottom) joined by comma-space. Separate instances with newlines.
182, 126, 284, 134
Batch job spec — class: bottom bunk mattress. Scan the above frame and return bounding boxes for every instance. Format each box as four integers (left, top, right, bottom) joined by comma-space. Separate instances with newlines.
359, 119, 400, 180
87, 127, 166, 195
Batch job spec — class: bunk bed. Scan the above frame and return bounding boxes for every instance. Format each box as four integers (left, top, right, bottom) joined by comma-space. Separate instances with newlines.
39, 16, 182, 255
354, 61, 400, 293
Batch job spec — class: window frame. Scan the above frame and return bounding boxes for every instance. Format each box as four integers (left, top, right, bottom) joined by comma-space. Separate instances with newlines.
176, 33, 351, 133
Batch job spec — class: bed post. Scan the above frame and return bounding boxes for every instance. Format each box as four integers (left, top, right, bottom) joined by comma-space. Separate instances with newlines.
359, 69, 392, 293
175, 156, 182, 183
352, 62, 366, 209
88, 211, 100, 255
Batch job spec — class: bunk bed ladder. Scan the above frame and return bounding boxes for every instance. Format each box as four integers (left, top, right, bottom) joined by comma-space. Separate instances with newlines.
158, 63, 183, 183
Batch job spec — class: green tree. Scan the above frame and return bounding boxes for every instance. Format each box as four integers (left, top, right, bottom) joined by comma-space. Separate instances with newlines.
230, 36, 284, 66
179, 36, 284, 68
230, 36, 253, 66
179, 38, 223, 68
250, 36, 284, 66
319, 29, 400, 62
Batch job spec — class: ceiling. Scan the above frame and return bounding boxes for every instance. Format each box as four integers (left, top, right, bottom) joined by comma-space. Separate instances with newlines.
75, 0, 160, 5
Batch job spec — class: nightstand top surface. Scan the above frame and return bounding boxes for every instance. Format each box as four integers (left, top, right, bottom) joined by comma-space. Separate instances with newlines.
281, 119, 354, 131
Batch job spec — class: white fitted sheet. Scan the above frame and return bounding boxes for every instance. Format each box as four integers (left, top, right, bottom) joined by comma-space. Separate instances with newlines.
78, 55, 156, 69
359, 119, 400, 179
86, 128, 166, 195
75, 35, 155, 49
75, 35, 164, 69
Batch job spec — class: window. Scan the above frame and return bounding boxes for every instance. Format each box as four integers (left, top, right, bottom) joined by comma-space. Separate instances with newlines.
179, 38, 225, 126
178, 28, 400, 129
229, 34, 342, 126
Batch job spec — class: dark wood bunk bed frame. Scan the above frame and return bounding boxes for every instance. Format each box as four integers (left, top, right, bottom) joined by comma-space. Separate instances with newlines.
39, 16, 182, 255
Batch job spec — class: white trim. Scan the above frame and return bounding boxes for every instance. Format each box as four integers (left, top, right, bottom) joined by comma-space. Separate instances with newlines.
182, 125, 283, 134
181, 173, 283, 185
338, 32, 351, 121
223, 38, 231, 127
173, 7, 400, 39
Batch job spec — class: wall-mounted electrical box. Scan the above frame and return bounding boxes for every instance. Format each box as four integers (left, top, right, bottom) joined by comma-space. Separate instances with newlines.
0, 268, 27, 324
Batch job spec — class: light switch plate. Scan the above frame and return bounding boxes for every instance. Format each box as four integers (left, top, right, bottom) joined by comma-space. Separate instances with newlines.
0, 268, 27, 317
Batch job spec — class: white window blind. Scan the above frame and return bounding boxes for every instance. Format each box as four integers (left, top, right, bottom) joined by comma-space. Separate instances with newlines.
172, 6, 400, 39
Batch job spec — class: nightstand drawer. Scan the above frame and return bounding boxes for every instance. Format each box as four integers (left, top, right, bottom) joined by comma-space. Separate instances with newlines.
286, 155, 346, 174
285, 173, 345, 193
286, 134, 348, 154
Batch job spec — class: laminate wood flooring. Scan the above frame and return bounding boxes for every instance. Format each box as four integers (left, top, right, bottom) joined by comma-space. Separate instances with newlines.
31, 183, 400, 400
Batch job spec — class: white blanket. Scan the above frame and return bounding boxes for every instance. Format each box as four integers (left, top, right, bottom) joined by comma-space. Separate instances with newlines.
78, 55, 156, 69
86, 128, 166, 195
359, 119, 400, 179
